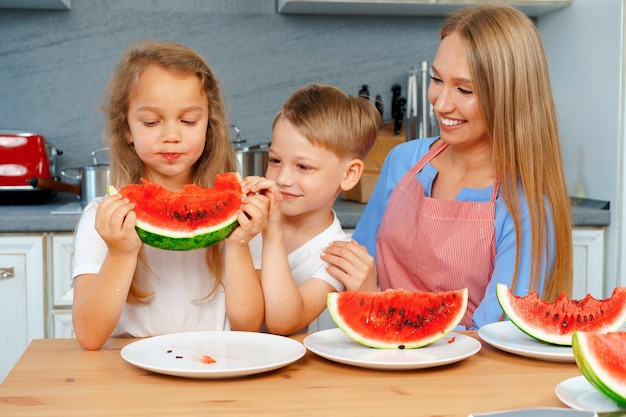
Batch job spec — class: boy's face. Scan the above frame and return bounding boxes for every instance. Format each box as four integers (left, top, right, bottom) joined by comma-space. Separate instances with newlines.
266, 117, 347, 218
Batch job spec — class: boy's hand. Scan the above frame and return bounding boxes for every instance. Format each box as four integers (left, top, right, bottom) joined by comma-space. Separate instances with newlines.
242, 176, 283, 230
226, 188, 271, 247
322, 240, 379, 292
95, 194, 142, 255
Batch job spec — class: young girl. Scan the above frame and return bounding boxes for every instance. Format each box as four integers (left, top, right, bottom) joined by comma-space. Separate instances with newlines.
71, 40, 267, 350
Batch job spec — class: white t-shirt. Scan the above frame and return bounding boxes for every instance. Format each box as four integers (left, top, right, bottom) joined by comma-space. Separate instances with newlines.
249, 210, 348, 292
72, 199, 229, 338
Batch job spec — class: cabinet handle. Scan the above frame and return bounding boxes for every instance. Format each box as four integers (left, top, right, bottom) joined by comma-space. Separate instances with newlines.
0, 267, 15, 279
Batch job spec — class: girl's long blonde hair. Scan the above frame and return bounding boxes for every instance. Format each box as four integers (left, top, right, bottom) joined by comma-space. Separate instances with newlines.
101, 40, 238, 301
441, 5, 572, 300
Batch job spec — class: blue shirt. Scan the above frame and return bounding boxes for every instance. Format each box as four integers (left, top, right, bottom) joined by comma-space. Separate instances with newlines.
353, 137, 555, 329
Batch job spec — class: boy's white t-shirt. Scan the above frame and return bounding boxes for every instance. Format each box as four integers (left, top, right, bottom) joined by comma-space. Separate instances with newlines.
249, 210, 347, 292
72, 200, 229, 338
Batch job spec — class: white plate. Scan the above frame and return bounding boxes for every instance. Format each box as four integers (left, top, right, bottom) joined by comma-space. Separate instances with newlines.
555, 375, 626, 412
120, 331, 306, 379
303, 328, 481, 370
478, 321, 574, 362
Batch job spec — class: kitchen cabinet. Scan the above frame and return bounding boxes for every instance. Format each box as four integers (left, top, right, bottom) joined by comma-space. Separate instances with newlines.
48, 233, 74, 338
0, 235, 45, 384
276, 0, 571, 17
0, 0, 71, 9
572, 227, 605, 299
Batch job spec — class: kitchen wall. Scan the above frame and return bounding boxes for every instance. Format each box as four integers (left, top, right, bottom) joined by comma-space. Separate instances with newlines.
2, 1, 624, 290
0, 0, 442, 169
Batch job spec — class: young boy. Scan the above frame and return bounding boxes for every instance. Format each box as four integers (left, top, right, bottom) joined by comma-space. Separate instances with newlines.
225, 84, 381, 335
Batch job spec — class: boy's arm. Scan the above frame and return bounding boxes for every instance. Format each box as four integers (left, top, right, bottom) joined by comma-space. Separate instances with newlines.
261, 225, 335, 335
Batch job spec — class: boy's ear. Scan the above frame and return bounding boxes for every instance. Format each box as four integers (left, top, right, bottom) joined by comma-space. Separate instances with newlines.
340, 159, 364, 191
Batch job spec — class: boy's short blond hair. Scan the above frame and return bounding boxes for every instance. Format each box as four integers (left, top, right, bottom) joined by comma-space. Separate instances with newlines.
273, 84, 382, 160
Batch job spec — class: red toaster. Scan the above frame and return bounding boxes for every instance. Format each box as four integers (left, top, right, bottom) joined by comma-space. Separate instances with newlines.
0, 131, 59, 204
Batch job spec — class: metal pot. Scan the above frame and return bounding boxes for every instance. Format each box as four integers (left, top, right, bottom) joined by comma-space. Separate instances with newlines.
233, 142, 270, 177
230, 125, 269, 177
61, 148, 111, 208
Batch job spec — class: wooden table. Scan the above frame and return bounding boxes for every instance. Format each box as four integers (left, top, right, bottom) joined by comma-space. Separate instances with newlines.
0, 332, 581, 417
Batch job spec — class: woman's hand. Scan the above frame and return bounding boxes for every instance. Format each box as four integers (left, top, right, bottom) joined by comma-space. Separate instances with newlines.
322, 240, 379, 292
94, 194, 142, 256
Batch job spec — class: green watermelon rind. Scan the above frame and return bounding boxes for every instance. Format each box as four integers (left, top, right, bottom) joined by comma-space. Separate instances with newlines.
108, 174, 241, 251
327, 288, 468, 350
135, 216, 239, 251
572, 332, 626, 407
495, 283, 626, 346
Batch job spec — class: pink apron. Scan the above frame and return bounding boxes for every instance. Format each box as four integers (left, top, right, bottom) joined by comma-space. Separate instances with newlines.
376, 140, 497, 328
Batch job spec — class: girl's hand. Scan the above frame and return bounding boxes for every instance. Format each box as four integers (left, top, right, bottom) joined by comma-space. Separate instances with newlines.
94, 194, 142, 256
226, 191, 271, 247
322, 240, 379, 292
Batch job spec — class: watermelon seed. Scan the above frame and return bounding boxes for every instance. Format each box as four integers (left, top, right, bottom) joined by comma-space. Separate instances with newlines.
398, 345, 405, 349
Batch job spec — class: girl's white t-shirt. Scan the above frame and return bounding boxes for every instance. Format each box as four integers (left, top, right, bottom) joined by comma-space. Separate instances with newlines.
72, 199, 229, 338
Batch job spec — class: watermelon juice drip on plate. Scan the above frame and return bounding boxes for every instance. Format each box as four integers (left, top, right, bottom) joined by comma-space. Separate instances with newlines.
572, 331, 626, 407
327, 288, 468, 349
495, 283, 626, 346
111, 172, 243, 251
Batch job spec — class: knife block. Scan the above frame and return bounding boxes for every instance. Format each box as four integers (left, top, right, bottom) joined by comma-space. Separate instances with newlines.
342, 122, 404, 203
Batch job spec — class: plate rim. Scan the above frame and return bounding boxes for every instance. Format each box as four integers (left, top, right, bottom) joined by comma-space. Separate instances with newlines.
478, 321, 574, 362
303, 327, 481, 370
120, 330, 306, 379
555, 375, 626, 412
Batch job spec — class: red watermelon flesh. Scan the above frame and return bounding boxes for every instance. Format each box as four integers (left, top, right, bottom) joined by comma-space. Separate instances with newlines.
327, 288, 468, 349
113, 172, 242, 251
496, 283, 626, 345
573, 331, 626, 406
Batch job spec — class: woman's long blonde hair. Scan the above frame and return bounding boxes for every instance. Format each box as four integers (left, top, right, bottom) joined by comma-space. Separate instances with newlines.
441, 5, 572, 300
101, 40, 238, 301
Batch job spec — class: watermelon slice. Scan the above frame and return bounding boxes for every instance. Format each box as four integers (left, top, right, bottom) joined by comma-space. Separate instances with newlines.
327, 288, 468, 349
496, 283, 626, 346
572, 331, 626, 407
110, 172, 242, 251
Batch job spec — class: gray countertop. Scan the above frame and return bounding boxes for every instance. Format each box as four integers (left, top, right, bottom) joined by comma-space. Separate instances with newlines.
0, 193, 612, 233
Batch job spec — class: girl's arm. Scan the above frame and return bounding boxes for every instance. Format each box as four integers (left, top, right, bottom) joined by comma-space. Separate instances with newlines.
224, 192, 269, 331
72, 194, 142, 351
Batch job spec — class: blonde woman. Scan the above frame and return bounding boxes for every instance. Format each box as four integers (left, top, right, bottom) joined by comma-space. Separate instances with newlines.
323, 5, 573, 329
